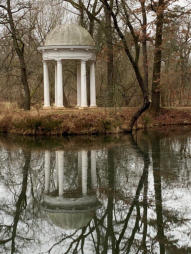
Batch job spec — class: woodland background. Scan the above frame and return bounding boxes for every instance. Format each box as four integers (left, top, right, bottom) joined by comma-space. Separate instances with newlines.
0, 0, 191, 114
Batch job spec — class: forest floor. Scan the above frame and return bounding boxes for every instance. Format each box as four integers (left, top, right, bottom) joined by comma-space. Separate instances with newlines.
0, 103, 191, 135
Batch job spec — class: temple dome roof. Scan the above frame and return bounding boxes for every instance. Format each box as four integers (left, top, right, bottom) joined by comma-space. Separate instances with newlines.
45, 24, 95, 47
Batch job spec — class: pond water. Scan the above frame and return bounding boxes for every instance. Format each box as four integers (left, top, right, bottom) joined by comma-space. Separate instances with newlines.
0, 127, 191, 254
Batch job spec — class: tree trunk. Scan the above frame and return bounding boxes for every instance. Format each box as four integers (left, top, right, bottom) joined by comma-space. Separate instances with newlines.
63, 90, 69, 107
79, 0, 85, 27
104, 1, 114, 107
151, 0, 165, 113
19, 55, 31, 110
7, 0, 30, 110
141, 0, 149, 90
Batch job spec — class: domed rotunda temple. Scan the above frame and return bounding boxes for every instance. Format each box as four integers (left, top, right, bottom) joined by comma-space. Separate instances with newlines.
38, 24, 97, 108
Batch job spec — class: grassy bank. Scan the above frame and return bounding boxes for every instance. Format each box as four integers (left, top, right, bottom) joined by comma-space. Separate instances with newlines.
0, 103, 191, 136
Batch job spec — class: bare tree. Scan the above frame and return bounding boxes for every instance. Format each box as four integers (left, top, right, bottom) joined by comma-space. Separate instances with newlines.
0, 0, 31, 110
100, 0, 150, 131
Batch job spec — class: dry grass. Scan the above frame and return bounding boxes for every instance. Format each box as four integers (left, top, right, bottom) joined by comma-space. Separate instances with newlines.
0, 101, 20, 112
0, 102, 191, 136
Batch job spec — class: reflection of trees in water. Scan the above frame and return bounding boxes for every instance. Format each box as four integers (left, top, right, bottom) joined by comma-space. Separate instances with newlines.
45, 134, 190, 254
11, 150, 31, 254
0, 150, 31, 254
64, 151, 79, 191
159, 134, 191, 185
44, 137, 152, 254
152, 135, 165, 254
0, 148, 45, 254
0, 131, 191, 253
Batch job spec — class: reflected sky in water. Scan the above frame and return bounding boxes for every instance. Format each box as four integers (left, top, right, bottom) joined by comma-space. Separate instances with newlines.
0, 127, 191, 254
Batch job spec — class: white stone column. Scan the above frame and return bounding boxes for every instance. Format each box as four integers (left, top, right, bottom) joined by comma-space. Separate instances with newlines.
91, 150, 97, 189
80, 60, 88, 107
43, 61, 50, 107
55, 63, 57, 106
57, 151, 64, 196
90, 61, 97, 107
57, 59, 64, 107
77, 64, 81, 107
81, 150, 88, 195
44, 151, 51, 193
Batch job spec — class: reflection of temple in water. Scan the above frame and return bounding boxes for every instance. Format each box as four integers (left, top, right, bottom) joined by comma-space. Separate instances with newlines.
42, 150, 100, 230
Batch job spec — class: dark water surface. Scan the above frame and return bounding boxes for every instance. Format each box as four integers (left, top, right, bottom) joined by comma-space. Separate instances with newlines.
0, 127, 191, 254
